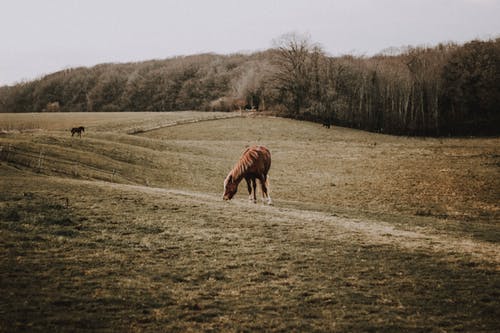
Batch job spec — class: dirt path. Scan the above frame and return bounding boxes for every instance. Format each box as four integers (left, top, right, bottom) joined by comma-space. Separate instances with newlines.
125, 112, 243, 134
58, 178, 500, 266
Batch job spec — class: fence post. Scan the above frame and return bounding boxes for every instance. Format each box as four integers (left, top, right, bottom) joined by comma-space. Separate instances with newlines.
37, 150, 44, 172
7, 144, 12, 161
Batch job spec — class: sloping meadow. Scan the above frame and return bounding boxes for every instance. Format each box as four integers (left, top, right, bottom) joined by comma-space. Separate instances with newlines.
1, 112, 499, 331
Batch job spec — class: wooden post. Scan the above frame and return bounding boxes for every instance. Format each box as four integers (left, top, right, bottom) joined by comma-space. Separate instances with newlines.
37, 150, 44, 172
7, 144, 12, 161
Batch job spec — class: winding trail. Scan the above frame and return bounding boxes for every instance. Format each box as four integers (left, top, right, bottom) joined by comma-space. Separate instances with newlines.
56, 177, 500, 266
125, 113, 243, 134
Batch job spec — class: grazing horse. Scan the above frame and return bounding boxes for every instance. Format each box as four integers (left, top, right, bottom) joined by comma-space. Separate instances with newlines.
71, 126, 85, 137
223, 145, 272, 204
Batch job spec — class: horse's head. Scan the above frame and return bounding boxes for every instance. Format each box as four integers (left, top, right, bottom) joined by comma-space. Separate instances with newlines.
223, 174, 238, 200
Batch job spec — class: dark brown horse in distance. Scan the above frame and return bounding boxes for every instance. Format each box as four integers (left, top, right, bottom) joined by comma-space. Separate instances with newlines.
71, 126, 85, 137
223, 145, 272, 204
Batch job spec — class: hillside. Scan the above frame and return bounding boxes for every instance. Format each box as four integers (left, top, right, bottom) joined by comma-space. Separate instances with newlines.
1, 112, 499, 331
1, 112, 498, 224
1, 36, 499, 136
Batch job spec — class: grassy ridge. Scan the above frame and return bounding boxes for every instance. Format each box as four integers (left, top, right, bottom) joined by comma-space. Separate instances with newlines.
2, 113, 497, 232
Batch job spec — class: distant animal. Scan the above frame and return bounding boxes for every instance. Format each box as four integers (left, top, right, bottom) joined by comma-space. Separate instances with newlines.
223, 145, 272, 204
71, 126, 85, 137
322, 122, 331, 128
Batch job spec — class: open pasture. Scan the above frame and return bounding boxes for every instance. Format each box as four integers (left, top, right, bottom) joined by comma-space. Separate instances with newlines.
0, 111, 234, 134
1, 112, 499, 331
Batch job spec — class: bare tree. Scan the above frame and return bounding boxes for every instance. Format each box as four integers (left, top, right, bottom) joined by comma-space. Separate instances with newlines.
271, 32, 321, 114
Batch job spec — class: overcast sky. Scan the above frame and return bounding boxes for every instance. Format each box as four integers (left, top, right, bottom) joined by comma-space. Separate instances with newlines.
1, 0, 499, 86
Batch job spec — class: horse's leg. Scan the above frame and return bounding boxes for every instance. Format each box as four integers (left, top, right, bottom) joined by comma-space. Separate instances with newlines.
245, 177, 253, 202
260, 174, 272, 205
251, 178, 257, 203
266, 175, 273, 205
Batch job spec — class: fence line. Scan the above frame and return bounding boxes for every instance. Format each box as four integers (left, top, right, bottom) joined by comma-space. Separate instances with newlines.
0, 144, 136, 184
1, 113, 244, 183
125, 113, 241, 134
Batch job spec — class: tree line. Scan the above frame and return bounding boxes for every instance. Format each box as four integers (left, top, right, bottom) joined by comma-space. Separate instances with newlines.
271, 34, 500, 136
1, 35, 498, 136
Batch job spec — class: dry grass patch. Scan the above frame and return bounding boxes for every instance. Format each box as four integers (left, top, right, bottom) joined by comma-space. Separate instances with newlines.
0, 111, 235, 133
141, 116, 500, 239
1, 112, 499, 331
1, 173, 499, 331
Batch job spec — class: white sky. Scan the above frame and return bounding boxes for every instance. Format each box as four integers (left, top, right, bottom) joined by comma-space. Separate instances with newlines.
1, 0, 499, 86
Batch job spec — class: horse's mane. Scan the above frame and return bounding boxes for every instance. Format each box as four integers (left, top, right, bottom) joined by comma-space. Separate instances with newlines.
226, 146, 262, 182
231, 147, 260, 179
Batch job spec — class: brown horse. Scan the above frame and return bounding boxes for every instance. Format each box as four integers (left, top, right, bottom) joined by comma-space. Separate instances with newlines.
223, 145, 272, 204
71, 126, 85, 137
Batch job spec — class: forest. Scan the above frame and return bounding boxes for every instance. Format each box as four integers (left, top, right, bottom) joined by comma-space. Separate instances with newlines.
1, 35, 499, 136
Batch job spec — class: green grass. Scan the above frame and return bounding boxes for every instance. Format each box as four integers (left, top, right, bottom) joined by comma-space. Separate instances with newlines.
1, 112, 499, 331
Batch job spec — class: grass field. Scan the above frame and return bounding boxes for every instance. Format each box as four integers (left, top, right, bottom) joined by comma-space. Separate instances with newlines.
1, 111, 499, 332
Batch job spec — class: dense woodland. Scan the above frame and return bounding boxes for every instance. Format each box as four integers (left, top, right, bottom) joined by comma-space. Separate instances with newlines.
1, 35, 499, 136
